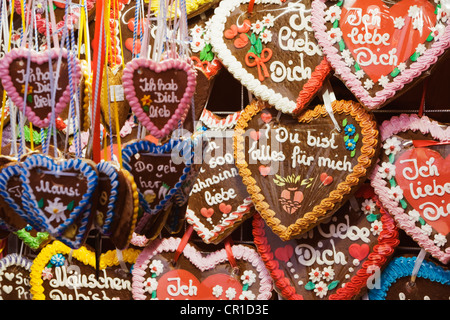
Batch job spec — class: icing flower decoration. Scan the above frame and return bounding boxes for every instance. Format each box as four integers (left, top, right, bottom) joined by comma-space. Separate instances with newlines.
44, 197, 67, 223
191, 38, 206, 53
407, 209, 421, 222
262, 14, 274, 28
370, 220, 383, 236
388, 185, 403, 202
394, 16, 406, 29
190, 24, 204, 37
378, 75, 390, 88
225, 287, 237, 300
383, 137, 401, 156
313, 281, 328, 298
361, 199, 376, 215
308, 267, 322, 282
345, 139, 356, 151
239, 290, 256, 300
434, 234, 447, 247
21, 84, 33, 94
421, 224, 432, 236
42, 267, 53, 280
50, 253, 65, 267
251, 20, 264, 34
325, 5, 341, 23
212, 285, 223, 298
144, 190, 156, 204
140, 95, 152, 107
148, 260, 164, 276
322, 266, 335, 282
344, 124, 356, 136
143, 277, 158, 294
241, 270, 256, 287
260, 29, 272, 44
327, 28, 343, 44
378, 162, 396, 180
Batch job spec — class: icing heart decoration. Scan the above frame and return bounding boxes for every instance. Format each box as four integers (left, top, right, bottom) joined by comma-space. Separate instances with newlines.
209, 0, 332, 114
234, 100, 379, 240
131, 237, 273, 300
370, 113, 450, 264
19, 154, 98, 245
311, 0, 450, 109
0, 48, 82, 128
30, 241, 141, 300
0, 253, 32, 300
368, 255, 450, 300
121, 138, 196, 235
122, 57, 197, 139
252, 185, 400, 300
186, 111, 254, 244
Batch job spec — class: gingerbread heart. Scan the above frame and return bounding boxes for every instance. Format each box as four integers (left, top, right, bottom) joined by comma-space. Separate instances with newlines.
311, 0, 450, 109
131, 237, 273, 300
186, 110, 254, 244
209, 0, 331, 114
252, 185, 400, 300
370, 114, 450, 264
121, 138, 196, 234
0, 253, 32, 300
234, 100, 379, 240
122, 57, 197, 139
30, 241, 141, 300
19, 154, 98, 239
368, 255, 450, 300
0, 48, 82, 128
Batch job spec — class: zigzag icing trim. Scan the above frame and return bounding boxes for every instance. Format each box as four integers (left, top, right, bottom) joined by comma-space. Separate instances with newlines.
370, 114, 450, 264
368, 256, 450, 300
185, 196, 253, 244
199, 109, 242, 130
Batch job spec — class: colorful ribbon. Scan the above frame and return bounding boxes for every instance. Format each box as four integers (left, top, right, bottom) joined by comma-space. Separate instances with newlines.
245, 48, 273, 82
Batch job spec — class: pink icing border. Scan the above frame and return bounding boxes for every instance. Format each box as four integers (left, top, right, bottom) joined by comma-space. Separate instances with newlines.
311, 0, 450, 109
0, 47, 82, 128
122, 58, 197, 139
131, 237, 273, 300
370, 113, 450, 264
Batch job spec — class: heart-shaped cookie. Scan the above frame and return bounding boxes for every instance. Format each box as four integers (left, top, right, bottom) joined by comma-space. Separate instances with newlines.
122, 57, 197, 139
0, 253, 32, 300
0, 48, 82, 128
122, 138, 196, 234
311, 0, 450, 109
186, 111, 254, 244
209, 0, 331, 114
234, 99, 379, 240
30, 241, 141, 300
370, 113, 450, 264
131, 237, 273, 300
19, 154, 98, 238
252, 185, 400, 299
368, 255, 450, 300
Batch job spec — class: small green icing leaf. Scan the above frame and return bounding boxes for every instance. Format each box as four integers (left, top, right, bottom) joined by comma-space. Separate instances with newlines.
426, 32, 434, 42
67, 200, 75, 212
305, 281, 315, 290
419, 216, 426, 225
390, 67, 400, 77
205, 51, 215, 62
339, 39, 346, 51
342, 118, 348, 127
255, 38, 263, 54
327, 280, 340, 290
333, 20, 339, 28
367, 213, 380, 222
410, 52, 419, 62
336, 0, 343, 6
38, 198, 44, 208
27, 95, 33, 103
354, 63, 361, 71
250, 33, 257, 45
389, 153, 395, 164
344, 135, 349, 142
400, 199, 408, 209
353, 133, 359, 143
350, 149, 356, 158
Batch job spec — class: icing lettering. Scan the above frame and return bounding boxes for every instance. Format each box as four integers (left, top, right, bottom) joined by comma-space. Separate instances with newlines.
419, 201, 450, 222
270, 53, 312, 83
317, 214, 371, 243
399, 157, 440, 181
295, 239, 347, 266
35, 180, 81, 197
166, 277, 198, 297
204, 187, 236, 206
248, 140, 286, 163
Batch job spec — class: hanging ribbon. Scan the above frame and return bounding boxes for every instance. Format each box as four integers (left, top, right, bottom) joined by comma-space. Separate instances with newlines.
172, 225, 194, 265
413, 140, 450, 147
418, 78, 429, 118
409, 248, 428, 285
224, 237, 238, 270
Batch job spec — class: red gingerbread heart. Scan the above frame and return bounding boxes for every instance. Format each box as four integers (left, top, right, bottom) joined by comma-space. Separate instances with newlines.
132, 237, 273, 300
370, 114, 450, 264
